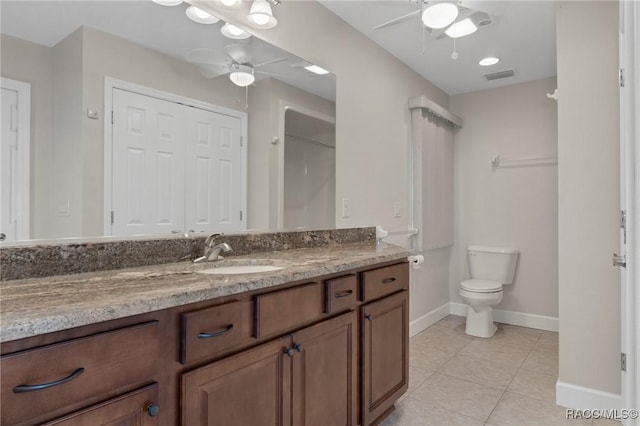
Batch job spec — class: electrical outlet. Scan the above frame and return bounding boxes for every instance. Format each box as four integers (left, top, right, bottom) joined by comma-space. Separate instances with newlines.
342, 198, 350, 218
393, 202, 401, 218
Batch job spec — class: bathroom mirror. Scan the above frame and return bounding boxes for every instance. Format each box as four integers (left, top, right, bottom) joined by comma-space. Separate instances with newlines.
0, 0, 336, 243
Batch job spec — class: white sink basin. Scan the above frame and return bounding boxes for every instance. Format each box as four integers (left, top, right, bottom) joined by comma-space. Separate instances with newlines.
194, 259, 289, 275
197, 265, 284, 275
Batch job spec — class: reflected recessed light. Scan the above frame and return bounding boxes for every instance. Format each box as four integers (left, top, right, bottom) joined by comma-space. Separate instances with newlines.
422, 3, 458, 29
304, 65, 330, 75
220, 23, 251, 40
185, 6, 220, 24
152, 0, 183, 6
445, 18, 478, 38
479, 57, 500, 66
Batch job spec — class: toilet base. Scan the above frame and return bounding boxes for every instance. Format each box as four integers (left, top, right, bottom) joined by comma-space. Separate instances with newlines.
464, 305, 497, 338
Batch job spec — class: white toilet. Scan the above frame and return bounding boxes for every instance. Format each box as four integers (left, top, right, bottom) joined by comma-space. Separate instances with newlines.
459, 246, 519, 337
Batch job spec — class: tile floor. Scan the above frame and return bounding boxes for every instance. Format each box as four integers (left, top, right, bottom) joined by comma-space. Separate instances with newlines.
380, 315, 621, 426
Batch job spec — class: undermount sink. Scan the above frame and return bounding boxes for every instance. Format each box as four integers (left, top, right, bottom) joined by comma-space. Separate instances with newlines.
195, 259, 288, 275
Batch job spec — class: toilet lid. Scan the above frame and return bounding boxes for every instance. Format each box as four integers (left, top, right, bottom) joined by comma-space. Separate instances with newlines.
460, 279, 502, 293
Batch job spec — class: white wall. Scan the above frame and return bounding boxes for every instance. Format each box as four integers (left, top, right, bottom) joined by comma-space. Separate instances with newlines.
450, 77, 559, 318
191, 0, 451, 325
0, 35, 53, 239
556, 1, 621, 397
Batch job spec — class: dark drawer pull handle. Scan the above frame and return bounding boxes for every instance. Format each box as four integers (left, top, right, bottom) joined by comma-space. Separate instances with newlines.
382, 277, 396, 284
334, 290, 353, 299
198, 324, 234, 339
13, 367, 84, 393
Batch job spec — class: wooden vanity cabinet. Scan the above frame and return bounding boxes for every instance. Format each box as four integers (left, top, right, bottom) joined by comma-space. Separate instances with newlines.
182, 298, 357, 426
359, 264, 409, 426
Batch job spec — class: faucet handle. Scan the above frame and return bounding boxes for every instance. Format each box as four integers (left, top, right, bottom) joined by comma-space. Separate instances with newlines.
204, 233, 222, 246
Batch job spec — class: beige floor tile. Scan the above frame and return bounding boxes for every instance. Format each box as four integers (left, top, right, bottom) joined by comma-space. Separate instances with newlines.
431, 315, 467, 331
438, 354, 518, 389
487, 391, 590, 426
398, 365, 434, 403
507, 369, 557, 402
379, 396, 484, 426
410, 373, 504, 422
459, 339, 531, 368
535, 332, 560, 352
410, 340, 457, 372
484, 323, 542, 350
521, 346, 559, 376
411, 325, 474, 354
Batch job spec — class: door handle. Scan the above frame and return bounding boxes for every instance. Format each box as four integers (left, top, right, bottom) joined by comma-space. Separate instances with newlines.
613, 253, 626, 268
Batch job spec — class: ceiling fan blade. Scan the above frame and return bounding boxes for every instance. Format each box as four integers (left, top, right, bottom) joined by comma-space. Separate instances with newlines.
254, 57, 288, 68
373, 9, 421, 31
185, 48, 227, 65
198, 64, 229, 79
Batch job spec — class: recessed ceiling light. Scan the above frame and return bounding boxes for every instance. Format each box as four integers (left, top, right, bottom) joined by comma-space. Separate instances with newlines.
220, 23, 251, 39
421, 3, 458, 29
152, 0, 183, 6
479, 57, 500, 66
304, 65, 330, 75
185, 6, 220, 24
445, 18, 478, 38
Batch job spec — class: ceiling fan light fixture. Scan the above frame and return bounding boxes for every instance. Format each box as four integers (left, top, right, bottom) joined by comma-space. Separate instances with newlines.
221, 22, 251, 39
219, 0, 241, 6
304, 65, 330, 75
151, 0, 183, 6
479, 57, 500, 66
229, 65, 255, 87
248, 0, 277, 29
445, 18, 478, 38
185, 6, 220, 24
421, 2, 458, 29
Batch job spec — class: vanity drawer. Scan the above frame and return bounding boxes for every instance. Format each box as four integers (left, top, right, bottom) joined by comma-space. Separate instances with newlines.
1, 321, 159, 426
181, 300, 252, 364
254, 281, 324, 339
325, 274, 357, 314
361, 263, 409, 302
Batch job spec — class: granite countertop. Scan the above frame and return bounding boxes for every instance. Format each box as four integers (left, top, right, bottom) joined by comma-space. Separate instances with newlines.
1, 242, 411, 343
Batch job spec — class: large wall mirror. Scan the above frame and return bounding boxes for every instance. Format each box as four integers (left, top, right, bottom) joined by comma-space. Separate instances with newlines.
0, 0, 336, 243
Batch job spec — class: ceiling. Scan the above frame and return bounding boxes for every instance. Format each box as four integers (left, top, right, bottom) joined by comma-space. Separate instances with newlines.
0, 1, 336, 101
321, 0, 557, 95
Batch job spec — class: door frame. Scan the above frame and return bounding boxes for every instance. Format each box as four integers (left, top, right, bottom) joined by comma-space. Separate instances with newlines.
619, 0, 638, 422
274, 101, 335, 230
103, 77, 248, 236
1, 77, 31, 241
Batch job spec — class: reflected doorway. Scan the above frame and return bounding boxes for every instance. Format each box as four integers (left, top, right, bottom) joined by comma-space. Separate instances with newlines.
283, 109, 335, 230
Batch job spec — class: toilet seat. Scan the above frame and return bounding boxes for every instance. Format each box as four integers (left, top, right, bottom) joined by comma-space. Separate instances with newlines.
460, 279, 502, 293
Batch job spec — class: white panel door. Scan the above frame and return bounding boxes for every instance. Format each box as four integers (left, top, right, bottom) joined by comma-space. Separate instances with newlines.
185, 109, 243, 233
111, 89, 186, 236
0, 79, 30, 242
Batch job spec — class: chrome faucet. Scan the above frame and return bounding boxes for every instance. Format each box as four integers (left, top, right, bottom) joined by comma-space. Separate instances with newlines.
193, 233, 233, 263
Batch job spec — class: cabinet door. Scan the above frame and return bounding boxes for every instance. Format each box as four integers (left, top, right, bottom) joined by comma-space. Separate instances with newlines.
291, 311, 357, 426
181, 336, 292, 426
361, 291, 409, 426
43, 384, 159, 426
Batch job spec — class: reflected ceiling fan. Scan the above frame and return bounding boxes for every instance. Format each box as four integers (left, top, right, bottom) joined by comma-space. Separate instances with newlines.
374, 0, 506, 41
185, 43, 287, 87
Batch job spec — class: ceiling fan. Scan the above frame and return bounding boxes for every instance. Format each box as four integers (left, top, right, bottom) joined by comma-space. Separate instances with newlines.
185, 43, 287, 87
373, 0, 506, 40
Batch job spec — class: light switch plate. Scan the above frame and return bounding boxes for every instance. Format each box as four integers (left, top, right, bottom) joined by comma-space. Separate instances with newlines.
342, 198, 350, 218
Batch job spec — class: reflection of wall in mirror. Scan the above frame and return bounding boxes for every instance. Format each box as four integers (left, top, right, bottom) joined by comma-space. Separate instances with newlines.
2, 26, 247, 239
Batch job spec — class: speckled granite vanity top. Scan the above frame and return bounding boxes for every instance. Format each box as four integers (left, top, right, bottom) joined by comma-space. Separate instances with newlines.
1, 241, 410, 343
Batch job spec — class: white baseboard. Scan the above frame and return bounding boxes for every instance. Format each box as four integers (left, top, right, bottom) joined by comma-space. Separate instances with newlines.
556, 381, 621, 410
449, 302, 559, 332
409, 303, 450, 337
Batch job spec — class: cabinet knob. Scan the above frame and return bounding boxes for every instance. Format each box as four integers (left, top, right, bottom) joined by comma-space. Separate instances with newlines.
293, 343, 303, 353
147, 403, 160, 417
284, 347, 295, 357
365, 314, 373, 321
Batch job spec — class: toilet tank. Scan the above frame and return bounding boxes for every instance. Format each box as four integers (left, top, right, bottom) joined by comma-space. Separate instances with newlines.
467, 245, 519, 284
